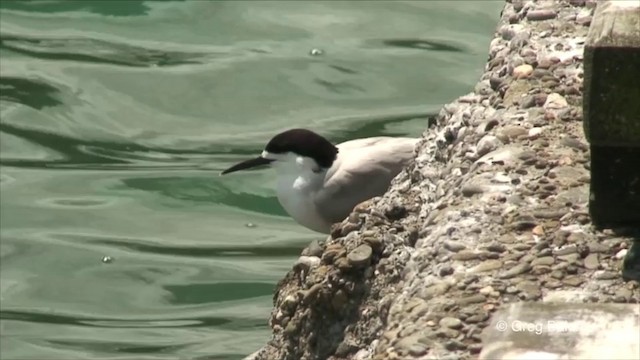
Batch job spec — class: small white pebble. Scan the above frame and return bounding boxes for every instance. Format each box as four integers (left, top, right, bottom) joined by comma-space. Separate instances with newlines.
512, 64, 533, 78
615, 249, 628, 259
476, 135, 502, 157
479, 286, 495, 295
544, 93, 568, 109
528, 127, 544, 139
493, 173, 512, 183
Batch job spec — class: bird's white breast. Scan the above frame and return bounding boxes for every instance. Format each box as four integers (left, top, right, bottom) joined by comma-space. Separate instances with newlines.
275, 172, 330, 233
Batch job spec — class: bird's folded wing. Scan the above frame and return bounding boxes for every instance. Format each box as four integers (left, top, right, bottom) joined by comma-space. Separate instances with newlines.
314, 137, 419, 224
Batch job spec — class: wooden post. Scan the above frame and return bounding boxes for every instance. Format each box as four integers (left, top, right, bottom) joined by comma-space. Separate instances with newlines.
583, 0, 640, 226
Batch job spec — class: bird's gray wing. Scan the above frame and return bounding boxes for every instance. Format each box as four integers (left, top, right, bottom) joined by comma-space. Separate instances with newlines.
314, 137, 418, 224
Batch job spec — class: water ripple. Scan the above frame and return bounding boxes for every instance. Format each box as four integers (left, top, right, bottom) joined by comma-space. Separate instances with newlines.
119, 176, 285, 216
0, 34, 208, 68
0, 120, 281, 170
0, 112, 434, 170
0, 76, 62, 109
0, 0, 167, 17
77, 236, 302, 259
37, 196, 119, 209
46, 339, 193, 356
380, 38, 466, 52
2, 309, 261, 330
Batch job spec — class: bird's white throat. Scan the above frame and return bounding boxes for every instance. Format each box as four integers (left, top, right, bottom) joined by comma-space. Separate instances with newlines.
266, 152, 331, 232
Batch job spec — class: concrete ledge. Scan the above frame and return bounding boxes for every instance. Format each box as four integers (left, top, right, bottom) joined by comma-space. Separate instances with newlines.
480, 302, 640, 360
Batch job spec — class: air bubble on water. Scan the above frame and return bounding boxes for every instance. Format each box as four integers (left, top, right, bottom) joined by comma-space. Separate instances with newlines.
309, 48, 324, 56
245, 223, 257, 228
101, 256, 114, 264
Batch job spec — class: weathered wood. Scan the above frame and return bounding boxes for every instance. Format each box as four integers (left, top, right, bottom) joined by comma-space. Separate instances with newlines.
480, 302, 640, 360
583, 0, 640, 145
583, 1, 640, 226
590, 146, 640, 225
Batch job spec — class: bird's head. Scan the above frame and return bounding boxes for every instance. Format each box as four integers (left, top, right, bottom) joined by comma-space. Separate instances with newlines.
221, 128, 338, 175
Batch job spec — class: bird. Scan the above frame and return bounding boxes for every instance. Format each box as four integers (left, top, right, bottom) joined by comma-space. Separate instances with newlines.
221, 128, 419, 234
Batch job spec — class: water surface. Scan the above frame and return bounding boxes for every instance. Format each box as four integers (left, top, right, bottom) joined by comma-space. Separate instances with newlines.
0, 1, 502, 359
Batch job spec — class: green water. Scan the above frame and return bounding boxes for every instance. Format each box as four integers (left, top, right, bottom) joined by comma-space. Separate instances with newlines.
0, 1, 502, 359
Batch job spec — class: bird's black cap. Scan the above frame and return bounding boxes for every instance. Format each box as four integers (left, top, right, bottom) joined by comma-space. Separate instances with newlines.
265, 128, 338, 168
220, 128, 338, 175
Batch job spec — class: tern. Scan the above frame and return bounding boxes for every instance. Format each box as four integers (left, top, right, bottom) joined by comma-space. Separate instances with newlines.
221, 129, 419, 233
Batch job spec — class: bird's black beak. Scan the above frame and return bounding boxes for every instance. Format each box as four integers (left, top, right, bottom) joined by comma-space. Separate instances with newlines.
220, 156, 274, 175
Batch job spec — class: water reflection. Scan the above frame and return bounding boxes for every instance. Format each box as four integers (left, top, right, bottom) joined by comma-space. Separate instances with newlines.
0, 76, 62, 109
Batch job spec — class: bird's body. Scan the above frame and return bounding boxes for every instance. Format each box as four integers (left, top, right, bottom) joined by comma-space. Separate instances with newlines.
222, 129, 419, 233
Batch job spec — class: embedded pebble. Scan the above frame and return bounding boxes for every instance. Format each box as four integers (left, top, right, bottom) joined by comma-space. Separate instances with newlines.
526, 9, 557, 21
439, 317, 463, 329
544, 93, 568, 109
444, 240, 467, 252
528, 127, 544, 139
438, 264, 455, 277
517, 281, 542, 300
477, 135, 502, 156
363, 236, 383, 253
613, 288, 632, 303
452, 250, 482, 261
347, 244, 373, 268
300, 283, 323, 304
470, 260, 503, 273
562, 276, 585, 287
322, 244, 346, 263
532, 257, 555, 266
595, 271, 618, 280
615, 249, 628, 259
501, 24, 526, 40
457, 295, 486, 306
583, 253, 599, 270
555, 245, 578, 256
408, 343, 428, 357
419, 283, 451, 300
303, 240, 324, 257
485, 242, 507, 253
445, 339, 467, 351
461, 184, 486, 197
394, 334, 426, 356
501, 263, 532, 279
561, 136, 588, 151
512, 64, 533, 78
587, 242, 608, 254
498, 125, 527, 141
294, 256, 321, 272
489, 76, 503, 91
